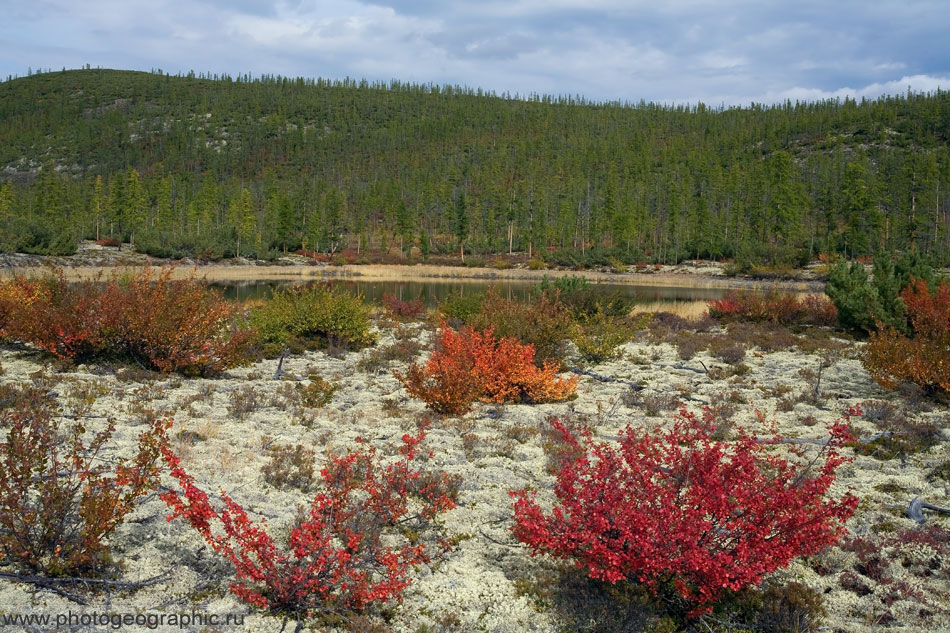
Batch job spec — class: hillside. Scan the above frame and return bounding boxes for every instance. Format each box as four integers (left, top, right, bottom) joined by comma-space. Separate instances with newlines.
1, 68, 949, 267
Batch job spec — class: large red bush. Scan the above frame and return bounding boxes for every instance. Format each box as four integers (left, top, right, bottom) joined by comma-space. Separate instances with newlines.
395, 323, 578, 415
161, 427, 456, 624
511, 407, 858, 616
865, 278, 950, 393
0, 268, 253, 375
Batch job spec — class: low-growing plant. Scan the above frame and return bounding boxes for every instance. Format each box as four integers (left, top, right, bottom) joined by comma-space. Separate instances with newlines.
0, 268, 254, 376
835, 524, 950, 624
712, 342, 746, 365
161, 427, 457, 628
396, 323, 578, 415
511, 406, 858, 618
357, 338, 424, 373
864, 279, 950, 395
466, 289, 574, 366
715, 580, 827, 633
436, 292, 485, 325
572, 312, 646, 364
382, 293, 426, 321
0, 396, 170, 577
278, 376, 338, 410
261, 444, 316, 491
537, 275, 635, 319
709, 289, 837, 326
250, 284, 375, 356
825, 253, 936, 334
227, 385, 262, 420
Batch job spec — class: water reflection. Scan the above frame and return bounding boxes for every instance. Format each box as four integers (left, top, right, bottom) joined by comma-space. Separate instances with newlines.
211, 278, 728, 308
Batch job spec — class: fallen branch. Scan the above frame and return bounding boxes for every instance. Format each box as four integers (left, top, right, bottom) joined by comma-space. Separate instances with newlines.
0, 570, 172, 605
908, 496, 950, 525
568, 366, 643, 390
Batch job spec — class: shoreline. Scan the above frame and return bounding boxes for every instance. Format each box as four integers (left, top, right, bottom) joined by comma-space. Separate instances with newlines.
0, 259, 825, 292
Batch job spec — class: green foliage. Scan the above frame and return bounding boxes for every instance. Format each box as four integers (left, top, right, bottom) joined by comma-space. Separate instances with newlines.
250, 284, 375, 355
537, 275, 591, 293
2, 70, 949, 267
825, 253, 937, 334
437, 292, 486, 324
572, 312, 647, 364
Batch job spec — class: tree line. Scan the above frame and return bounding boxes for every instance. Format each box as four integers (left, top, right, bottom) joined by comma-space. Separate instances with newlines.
1, 68, 949, 266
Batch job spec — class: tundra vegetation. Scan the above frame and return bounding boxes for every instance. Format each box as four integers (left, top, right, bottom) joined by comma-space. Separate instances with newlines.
0, 265, 947, 632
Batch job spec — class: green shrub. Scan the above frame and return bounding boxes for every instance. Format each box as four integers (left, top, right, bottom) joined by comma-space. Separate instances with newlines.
250, 284, 375, 355
437, 292, 485, 324
825, 253, 936, 334
572, 312, 647, 364
536, 275, 635, 318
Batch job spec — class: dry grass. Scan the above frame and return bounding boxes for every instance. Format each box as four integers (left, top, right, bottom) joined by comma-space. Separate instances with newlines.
632, 300, 711, 320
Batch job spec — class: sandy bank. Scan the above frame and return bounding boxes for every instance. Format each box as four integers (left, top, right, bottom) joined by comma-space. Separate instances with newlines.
0, 261, 824, 292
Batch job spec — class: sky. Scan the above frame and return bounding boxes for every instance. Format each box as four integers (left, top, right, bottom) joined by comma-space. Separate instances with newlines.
2, 0, 949, 106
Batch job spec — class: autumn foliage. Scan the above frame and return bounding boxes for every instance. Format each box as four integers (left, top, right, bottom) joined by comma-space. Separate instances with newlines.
0, 267, 254, 375
0, 391, 170, 577
865, 278, 950, 394
395, 323, 578, 415
511, 407, 858, 616
161, 427, 456, 623
708, 289, 838, 326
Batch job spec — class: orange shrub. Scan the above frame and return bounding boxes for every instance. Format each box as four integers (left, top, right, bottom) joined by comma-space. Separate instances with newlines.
0, 273, 106, 361
99, 267, 255, 375
0, 268, 253, 375
865, 279, 950, 394
395, 323, 577, 415
466, 289, 574, 367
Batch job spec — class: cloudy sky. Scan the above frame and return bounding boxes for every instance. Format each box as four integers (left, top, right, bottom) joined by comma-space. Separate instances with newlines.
2, 0, 949, 106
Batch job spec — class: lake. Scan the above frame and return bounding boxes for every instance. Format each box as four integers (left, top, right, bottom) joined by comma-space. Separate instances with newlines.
210, 277, 729, 310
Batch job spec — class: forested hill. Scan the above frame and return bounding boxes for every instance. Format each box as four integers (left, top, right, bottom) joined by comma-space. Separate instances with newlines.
1, 68, 949, 267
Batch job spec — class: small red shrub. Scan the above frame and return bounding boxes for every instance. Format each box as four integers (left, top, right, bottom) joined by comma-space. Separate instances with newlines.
100, 267, 255, 375
865, 279, 950, 393
161, 427, 456, 623
95, 238, 122, 248
709, 290, 837, 326
0, 394, 170, 577
511, 406, 859, 616
382, 292, 426, 320
395, 323, 578, 415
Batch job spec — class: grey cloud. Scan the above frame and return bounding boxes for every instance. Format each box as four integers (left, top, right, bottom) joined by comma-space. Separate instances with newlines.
0, 0, 947, 105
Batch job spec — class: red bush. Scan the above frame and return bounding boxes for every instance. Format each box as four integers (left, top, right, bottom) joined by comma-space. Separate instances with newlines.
395, 323, 578, 415
511, 407, 858, 616
382, 292, 426, 320
0, 268, 254, 375
0, 394, 170, 577
865, 278, 950, 393
161, 427, 456, 623
100, 267, 255, 375
709, 290, 837, 326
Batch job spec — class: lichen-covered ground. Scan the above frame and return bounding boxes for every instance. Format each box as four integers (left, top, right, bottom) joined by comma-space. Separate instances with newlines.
0, 315, 946, 633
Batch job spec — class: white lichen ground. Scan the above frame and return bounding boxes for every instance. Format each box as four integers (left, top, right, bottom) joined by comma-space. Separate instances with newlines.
0, 319, 947, 633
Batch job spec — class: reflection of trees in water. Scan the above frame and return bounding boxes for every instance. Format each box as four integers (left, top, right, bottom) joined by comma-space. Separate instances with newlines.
212, 279, 728, 308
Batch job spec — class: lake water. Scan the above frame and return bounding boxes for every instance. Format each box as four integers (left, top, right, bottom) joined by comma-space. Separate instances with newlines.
210, 278, 729, 308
